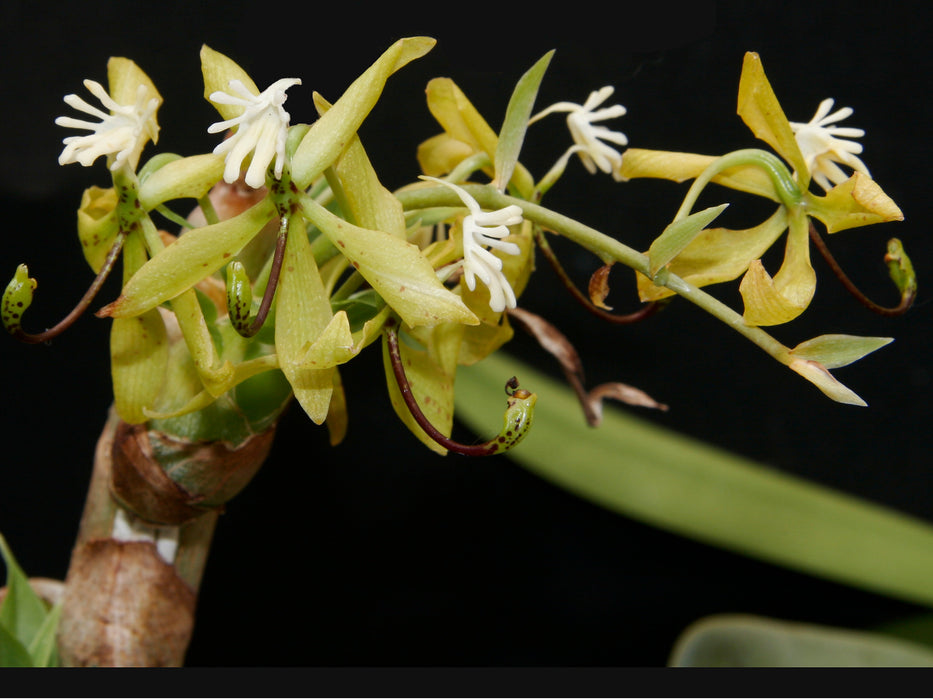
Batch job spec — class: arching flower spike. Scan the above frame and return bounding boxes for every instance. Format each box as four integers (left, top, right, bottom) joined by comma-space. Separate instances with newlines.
790, 98, 870, 192
530, 86, 628, 180
420, 176, 523, 312
207, 77, 301, 188
56, 80, 160, 173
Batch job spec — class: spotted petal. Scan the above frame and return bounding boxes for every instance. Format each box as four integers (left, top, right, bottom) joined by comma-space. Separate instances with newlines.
301, 196, 477, 329
275, 216, 336, 424
101, 198, 275, 318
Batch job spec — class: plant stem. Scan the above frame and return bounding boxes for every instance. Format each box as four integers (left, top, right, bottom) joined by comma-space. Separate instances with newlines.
396, 184, 793, 365
57, 407, 274, 666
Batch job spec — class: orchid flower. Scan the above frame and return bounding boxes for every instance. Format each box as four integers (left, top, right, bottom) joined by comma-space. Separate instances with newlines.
620, 52, 902, 327
56, 71, 161, 173
530, 86, 628, 180
790, 98, 870, 192
208, 77, 301, 188
420, 176, 523, 312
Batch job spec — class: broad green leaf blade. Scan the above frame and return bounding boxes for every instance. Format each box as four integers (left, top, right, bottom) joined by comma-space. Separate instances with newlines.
493, 51, 554, 194
669, 614, 933, 667
455, 353, 933, 608
291, 37, 436, 189
0, 533, 48, 651
648, 204, 729, 276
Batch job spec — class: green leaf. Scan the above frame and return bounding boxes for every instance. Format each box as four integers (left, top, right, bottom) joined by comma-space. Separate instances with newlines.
669, 614, 933, 667
455, 353, 933, 608
493, 50, 554, 195
27, 602, 62, 667
0, 625, 33, 667
648, 204, 729, 276
636, 208, 787, 302
790, 334, 893, 369
0, 533, 49, 654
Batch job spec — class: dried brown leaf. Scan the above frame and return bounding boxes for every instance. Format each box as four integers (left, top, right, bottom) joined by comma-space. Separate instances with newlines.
508, 307, 667, 426
588, 264, 615, 310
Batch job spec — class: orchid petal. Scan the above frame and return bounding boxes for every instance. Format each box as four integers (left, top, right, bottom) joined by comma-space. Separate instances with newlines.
291, 37, 436, 189
736, 52, 809, 189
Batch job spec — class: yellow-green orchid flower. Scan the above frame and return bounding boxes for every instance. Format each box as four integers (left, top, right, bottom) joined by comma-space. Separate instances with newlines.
621, 52, 903, 326
56, 58, 162, 174
3, 58, 226, 425
96, 39, 487, 431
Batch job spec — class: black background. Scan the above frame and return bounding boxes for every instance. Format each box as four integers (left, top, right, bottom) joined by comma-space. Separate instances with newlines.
1, 0, 932, 669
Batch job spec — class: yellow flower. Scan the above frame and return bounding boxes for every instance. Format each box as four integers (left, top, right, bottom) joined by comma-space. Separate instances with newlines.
621, 52, 902, 326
